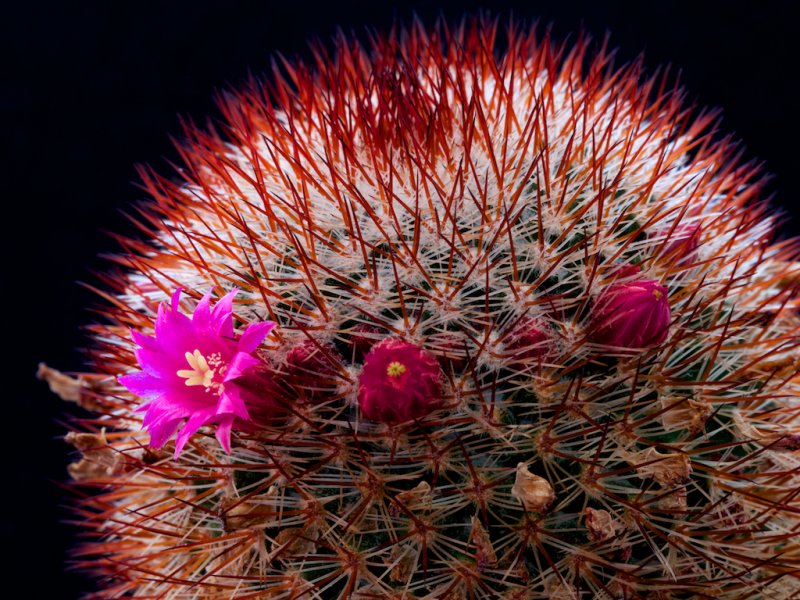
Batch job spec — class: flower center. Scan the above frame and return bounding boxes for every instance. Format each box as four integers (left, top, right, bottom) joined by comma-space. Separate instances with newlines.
177, 349, 227, 394
652, 289, 663, 300
386, 361, 407, 377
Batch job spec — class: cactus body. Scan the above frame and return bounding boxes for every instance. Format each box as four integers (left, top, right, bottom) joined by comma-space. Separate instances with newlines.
48, 19, 800, 599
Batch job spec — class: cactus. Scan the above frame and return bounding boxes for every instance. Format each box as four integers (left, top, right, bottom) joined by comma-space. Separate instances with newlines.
43, 18, 800, 599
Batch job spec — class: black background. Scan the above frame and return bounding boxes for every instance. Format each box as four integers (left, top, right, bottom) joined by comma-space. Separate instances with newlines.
4, 1, 798, 596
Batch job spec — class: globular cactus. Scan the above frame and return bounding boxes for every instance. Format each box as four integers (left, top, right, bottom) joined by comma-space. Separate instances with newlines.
42, 17, 800, 599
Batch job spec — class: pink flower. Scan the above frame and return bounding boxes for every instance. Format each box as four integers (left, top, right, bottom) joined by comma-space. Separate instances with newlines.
358, 338, 443, 423
588, 279, 670, 349
119, 289, 275, 457
503, 318, 552, 361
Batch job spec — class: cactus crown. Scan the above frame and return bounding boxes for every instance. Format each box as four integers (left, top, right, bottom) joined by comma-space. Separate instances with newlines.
48, 17, 800, 599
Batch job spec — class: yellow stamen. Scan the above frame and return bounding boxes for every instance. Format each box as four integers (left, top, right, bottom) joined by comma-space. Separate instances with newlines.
387, 361, 407, 377
177, 349, 216, 387
652, 289, 663, 300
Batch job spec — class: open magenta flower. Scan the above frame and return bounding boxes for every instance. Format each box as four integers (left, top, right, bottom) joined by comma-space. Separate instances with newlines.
119, 288, 275, 456
358, 338, 443, 423
588, 279, 671, 349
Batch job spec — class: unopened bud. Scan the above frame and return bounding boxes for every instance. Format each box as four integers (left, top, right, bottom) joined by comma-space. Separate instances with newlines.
657, 223, 701, 261
284, 340, 340, 400
503, 318, 552, 361
589, 279, 670, 349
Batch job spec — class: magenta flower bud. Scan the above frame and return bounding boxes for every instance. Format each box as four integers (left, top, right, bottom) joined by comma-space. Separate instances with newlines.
350, 324, 384, 359
358, 338, 443, 423
589, 279, 670, 348
606, 262, 642, 281
658, 224, 700, 261
232, 364, 289, 431
284, 340, 340, 400
503, 318, 552, 361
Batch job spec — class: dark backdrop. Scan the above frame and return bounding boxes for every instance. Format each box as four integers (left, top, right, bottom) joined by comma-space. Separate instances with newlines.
4, 1, 797, 596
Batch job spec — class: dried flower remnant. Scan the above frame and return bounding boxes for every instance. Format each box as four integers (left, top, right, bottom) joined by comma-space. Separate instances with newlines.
387, 544, 417, 583
37, 363, 104, 410
272, 526, 319, 558
511, 462, 555, 513
65, 430, 123, 481
119, 288, 275, 456
546, 577, 579, 600
627, 447, 692, 487
583, 508, 624, 543
470, 516, 498, 569
733, 410, 800, 451
389, 480, 433, 517
39, 363, 84, 402
658, 395, 711, 434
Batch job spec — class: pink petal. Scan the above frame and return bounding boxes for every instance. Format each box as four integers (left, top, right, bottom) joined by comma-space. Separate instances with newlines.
135, 347, 182, 379
141, 399, 181, 427
173, 411, 213, 457
130, 329, 158, 351
146, 416, 181, 449
217, 386, 251, 421
239, 321, 275, 353
192, 291, 213, 330
215, 415, 235, 453
140, 391, 203, 424
119, 372, 163, 399
171, 288, 183, 311
358, 338, 443, 422
126, 286, 275, 456
226, 352, 261, 380
594, 305, 638, 335
211, 289, 238, 338
154, 300, 192, 348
